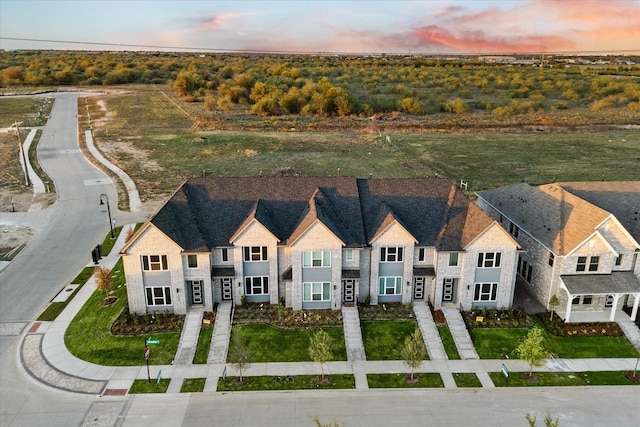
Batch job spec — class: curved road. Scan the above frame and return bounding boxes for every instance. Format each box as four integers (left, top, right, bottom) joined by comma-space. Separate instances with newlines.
1, 93, 638, 427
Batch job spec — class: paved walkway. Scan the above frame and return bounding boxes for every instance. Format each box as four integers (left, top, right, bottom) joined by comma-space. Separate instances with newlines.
413, 302, 447, 360
342, 306, 365, 361
617, 320, 640, 352
442, 307, 479, 359
173, 311, 204, 364
208, 302, 232, 363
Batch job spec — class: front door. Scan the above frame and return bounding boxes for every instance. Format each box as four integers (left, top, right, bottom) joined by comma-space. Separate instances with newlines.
221, 277, 233, 301
191, 280, 203, 305
442, 278, 457, 304
342, 279, 355, 304
413, 277, 425, 300
605, 294, 614, 308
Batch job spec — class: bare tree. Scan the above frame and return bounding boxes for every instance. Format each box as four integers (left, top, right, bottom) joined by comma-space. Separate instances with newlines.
95, 266, 112, 299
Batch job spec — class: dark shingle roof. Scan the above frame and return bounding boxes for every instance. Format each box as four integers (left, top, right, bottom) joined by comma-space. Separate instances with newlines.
149, 177, 492, 252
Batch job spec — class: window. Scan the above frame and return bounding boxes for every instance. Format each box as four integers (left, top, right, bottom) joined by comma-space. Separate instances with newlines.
473, 283, 498, 302
582, 295, 592, 305
303, 251, 331, 267
477, 252, 501, 268
345, 249, 355, 262
380, 247, 403, 262
187, 255, 197, 268
418, 248, 426, 262
517, 256, 533, 282
145, 286, 172, 306
303, 282, 331, 301
142, 255, 168, 271
589, 256, 599, 272
509, 222, 519, 238
576, 256, 587, 272
572, 296, 580, 305
548, 253, 555, 267
244, 246, 267, 262
449, 253, 459, 267
379, 277, 402, 295
221, 248, 229, 263
244, 276, 268, 295
615, 254, 623, 266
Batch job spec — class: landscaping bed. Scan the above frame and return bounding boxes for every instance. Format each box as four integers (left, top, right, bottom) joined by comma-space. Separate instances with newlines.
233, 303, 343, 329
111, 305, 185, 335
536, 312, 625, 337
358, 302, 415, 321
217, 374, 356, 391
462, 308, 534, 329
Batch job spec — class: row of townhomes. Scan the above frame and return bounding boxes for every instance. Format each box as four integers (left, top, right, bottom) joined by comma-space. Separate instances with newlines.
121, 177, 521, 314
476, 181, 640, 322
121, 177, 639, 323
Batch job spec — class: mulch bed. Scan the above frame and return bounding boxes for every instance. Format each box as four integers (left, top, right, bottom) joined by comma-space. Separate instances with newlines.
101, 296, 118, 306
233, 303, 343, 329
404, 374, 420, 385
433, 309, 446, 325
535, 312, 625, 337
623, 372, 640, 384
358, 302, 415, 321
462, 308, 534, 329
111, 304, 185, 335
315, 375, 332, 385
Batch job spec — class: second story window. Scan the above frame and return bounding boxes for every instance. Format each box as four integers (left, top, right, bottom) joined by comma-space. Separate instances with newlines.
303, 251, 331, 267
142, 255, 168, 271
187, 255, 198, 268
449, 253, 459, 267
615, 254, 623, 266
244, 246, 267, 262
576, 256, 587, 271
381, 247, 403, 262
548, 252, 554, 267
589, 256, 599, 272
477, 252, 501, 268
508, 222, 519, 238
345, 249, 355, 262
418, 248, 426, 262
221, 248, 229, 263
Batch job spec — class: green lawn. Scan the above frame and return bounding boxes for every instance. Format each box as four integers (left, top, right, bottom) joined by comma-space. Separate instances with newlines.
361, 321, 425, 360
228, 324, 346, 362
217, 374, 355, 391
37, 267, 95, 321
489, 371, 639, 387
437, 324, 461, 360
193, 327, 213, 364
367, 373, 444, 388
452, 372, 482, 387
180, 378, 207, 393
100, 226, 123, 256
128, 378, 170, 393
471, 318, 639, 359
64, 259, 180, 365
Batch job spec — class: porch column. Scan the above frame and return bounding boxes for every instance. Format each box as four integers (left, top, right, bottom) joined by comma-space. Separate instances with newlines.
609, 294, 621, 321
631, 293, 639, 321
564, 294, 573, 323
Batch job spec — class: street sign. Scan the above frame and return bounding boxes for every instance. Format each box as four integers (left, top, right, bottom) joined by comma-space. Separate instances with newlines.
144, 346, 150, 360
146, 339, 160, 344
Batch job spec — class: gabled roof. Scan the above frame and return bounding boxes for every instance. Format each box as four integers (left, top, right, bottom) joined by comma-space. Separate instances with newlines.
143, 177, 493, 252
558, 181, 640, 244
477, 183, 611, 255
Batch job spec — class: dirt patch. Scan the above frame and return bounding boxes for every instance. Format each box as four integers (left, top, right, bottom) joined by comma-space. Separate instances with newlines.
0, 225, 34, 257
623, 371, 640, 384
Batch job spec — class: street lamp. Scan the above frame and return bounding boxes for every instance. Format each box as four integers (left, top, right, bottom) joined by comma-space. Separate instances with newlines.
99, 193, 115, 239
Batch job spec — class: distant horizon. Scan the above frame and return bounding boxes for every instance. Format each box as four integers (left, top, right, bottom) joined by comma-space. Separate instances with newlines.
1, 1, 639, 55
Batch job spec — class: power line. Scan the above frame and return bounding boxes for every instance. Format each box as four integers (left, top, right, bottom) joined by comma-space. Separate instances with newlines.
1, 36, 638, 56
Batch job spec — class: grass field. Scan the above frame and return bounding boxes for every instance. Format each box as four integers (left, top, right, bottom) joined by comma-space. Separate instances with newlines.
361, 321, 425, 361
489, 371, 638, 387
367, 373, 444, 388
217, 374, 356, 391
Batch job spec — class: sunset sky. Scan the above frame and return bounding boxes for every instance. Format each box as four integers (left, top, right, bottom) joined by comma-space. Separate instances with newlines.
1, 0, 638, 54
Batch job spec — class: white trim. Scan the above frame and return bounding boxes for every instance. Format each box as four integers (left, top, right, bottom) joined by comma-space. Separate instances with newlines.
565, 230, 619, 258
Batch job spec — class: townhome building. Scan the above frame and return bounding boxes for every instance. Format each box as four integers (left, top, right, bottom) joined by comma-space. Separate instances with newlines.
121, 177, 520, 315
476, 182, 640, 322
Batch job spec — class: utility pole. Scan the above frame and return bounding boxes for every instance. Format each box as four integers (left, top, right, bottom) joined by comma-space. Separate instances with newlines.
12, 121, 31, 186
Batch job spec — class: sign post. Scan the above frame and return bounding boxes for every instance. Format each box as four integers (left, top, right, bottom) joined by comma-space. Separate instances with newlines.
145, 338, 151, 383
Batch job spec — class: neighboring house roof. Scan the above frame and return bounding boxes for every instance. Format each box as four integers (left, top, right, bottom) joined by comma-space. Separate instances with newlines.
144, 177, 496, 252
477, 183, 611, 255
558, 181, 640, 244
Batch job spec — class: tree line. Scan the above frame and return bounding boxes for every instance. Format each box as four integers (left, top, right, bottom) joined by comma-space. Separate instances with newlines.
1, 50, 638, 118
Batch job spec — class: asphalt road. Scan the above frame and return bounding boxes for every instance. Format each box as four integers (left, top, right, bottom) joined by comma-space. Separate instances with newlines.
1, 92, 638, 427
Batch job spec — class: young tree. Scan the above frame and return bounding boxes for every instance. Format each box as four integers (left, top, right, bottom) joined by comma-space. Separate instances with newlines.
516, 327, 548, 377
401, 329, 427, 381
548, 294, 559, 321
95, 267, 112, 299
228, 331, 251, 383
308, 329, 333, 382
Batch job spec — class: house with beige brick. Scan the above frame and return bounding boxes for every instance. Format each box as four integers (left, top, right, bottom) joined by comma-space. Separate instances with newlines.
476, 182, 640, 322
121, 177, 520, 315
